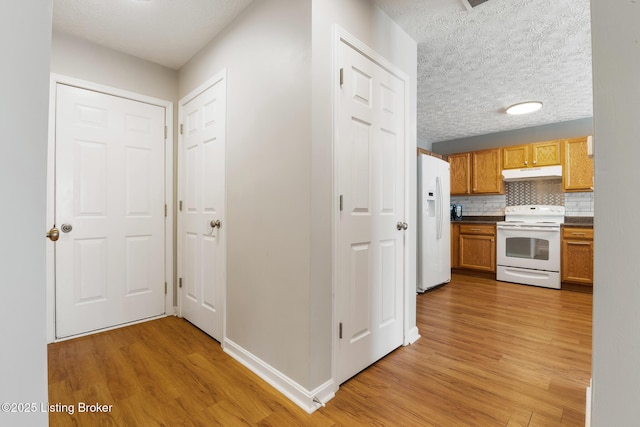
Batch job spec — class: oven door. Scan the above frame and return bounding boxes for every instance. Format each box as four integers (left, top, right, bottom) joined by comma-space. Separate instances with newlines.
496, 224, 560, 272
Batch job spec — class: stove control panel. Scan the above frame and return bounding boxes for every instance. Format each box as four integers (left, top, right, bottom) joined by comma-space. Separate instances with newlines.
503, 205, 565, 223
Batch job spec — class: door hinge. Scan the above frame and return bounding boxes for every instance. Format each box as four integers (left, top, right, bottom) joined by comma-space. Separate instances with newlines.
339, 195, 343, 212
179, 277, 183, 288
164, 126, 168, 139
180, 123, 183, 135
179, 200, 183, 211
339, 68, 344, 87
164, 282, 167, 295
339, 322, 343, 339
164, 204, 168, 217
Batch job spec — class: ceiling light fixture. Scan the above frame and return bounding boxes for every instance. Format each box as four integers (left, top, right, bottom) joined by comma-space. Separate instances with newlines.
505, 101, 543, 115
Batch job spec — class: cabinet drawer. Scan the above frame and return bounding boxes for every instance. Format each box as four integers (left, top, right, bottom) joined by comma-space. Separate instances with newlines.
459, 224, 495, 236
562, 227, 593, 239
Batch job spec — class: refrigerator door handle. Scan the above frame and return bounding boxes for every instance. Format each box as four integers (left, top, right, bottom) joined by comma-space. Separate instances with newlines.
436, 176, 443, 240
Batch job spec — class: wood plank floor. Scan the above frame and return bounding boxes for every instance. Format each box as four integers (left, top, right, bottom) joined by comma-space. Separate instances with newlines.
48, 274, 592, 426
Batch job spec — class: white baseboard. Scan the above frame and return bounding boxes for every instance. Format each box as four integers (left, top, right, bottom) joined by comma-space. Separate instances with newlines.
585, 378, 592, 427
223, 338, 335, 414
405, 326, 421, 345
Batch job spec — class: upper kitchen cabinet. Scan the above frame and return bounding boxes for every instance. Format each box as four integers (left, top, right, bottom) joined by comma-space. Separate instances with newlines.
472, 148, 503, 194
563, 136, 594, 192
449, 152, 471, 195
502, 140, 561, 169
449, 148, 502, 195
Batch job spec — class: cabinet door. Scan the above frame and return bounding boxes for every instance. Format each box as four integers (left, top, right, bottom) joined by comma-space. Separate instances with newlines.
472, 148, 502, 194
451, 223, 459, 268
563, 137, 594, 192
531, 140, 561, 167
561, 227, 594, 285
449, 152, 471, 195
561, 239, 593, 284
459, 234, 496, 272
502, 145, 529, 169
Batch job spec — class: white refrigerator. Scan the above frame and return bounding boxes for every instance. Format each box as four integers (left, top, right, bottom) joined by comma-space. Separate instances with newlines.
417, 154, 451, 292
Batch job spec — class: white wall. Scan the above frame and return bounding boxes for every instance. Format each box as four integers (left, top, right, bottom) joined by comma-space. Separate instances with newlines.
590, 1, 640, 424
51, 31, 178, 103
0, 1, 51, 426
179, 0, 315, 389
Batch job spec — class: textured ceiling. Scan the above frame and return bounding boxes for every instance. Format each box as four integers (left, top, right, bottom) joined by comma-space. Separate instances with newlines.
374, 0, 593, 144
52, 0, 255, 70
52, 0, 593, 145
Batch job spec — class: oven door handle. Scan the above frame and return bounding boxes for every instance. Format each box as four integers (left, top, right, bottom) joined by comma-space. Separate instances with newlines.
497, 225, 560, 232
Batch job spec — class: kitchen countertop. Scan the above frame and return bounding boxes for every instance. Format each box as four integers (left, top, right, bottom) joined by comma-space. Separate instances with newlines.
562, 217, 594, 228
452, 216, 503, 224
452, 216, 594, 227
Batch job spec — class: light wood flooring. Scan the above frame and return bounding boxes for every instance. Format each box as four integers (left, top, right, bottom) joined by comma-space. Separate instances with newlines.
48, 274, 592, 426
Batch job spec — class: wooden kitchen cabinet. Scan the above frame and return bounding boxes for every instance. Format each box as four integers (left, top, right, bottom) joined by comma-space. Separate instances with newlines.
458, 224, 496, 272
451, 223, 460, 268
561, 227, 594, 286
449, 152, 471, 195
472, 148, 503, 194
502, 140, 561, 169
502, 144, 529, 169
563, 136, 594, 192
449, 148, 502, 195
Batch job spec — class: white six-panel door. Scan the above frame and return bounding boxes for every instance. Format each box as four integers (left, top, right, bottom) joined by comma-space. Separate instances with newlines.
178, 72, 226, 341
337, 40, 407, 384
54, 83, 166, 338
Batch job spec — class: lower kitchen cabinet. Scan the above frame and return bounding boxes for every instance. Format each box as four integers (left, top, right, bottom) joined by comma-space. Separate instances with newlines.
451, 223, 459, 268
458, 224, 496, 272
561, 227, 594, 286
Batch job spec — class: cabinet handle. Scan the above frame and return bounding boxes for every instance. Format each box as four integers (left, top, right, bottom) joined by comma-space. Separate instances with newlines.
471, 228, 481, 231
533, 160, 537, 165
571, 232, 586, 236
568, 241, 591, 245
524, 161, 528, 165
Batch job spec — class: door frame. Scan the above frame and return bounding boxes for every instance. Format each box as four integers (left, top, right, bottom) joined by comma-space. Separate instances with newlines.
46, 74, 175, 343
176, 69, 228, 342
331, 26, 419, 389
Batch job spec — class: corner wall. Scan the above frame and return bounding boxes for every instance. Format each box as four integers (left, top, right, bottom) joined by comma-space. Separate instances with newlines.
590, 1, 640, 424
0, 1, 51, 425
179, 0, 315, 391
178, 0, 418, 404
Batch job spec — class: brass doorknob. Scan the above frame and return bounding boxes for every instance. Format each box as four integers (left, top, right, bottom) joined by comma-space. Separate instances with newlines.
210, 220, 221, 229
47, 226, 60, 242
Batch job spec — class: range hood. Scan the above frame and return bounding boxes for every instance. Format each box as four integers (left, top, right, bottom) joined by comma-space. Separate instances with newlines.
502, 165, 562, 181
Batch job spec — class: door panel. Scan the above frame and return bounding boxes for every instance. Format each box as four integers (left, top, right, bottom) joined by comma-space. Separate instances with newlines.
55, 84, 166, 338
337, 41, 406, 384
179, 74, 226, 341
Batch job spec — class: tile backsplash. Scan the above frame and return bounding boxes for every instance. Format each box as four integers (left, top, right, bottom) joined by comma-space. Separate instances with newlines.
450, 179, 594, 217
505, 179, 563, 206
564, 192, 594, 216
450, 194, 506, 216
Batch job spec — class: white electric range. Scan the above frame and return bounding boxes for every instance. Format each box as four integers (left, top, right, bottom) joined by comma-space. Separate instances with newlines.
496, 205, 565, 289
